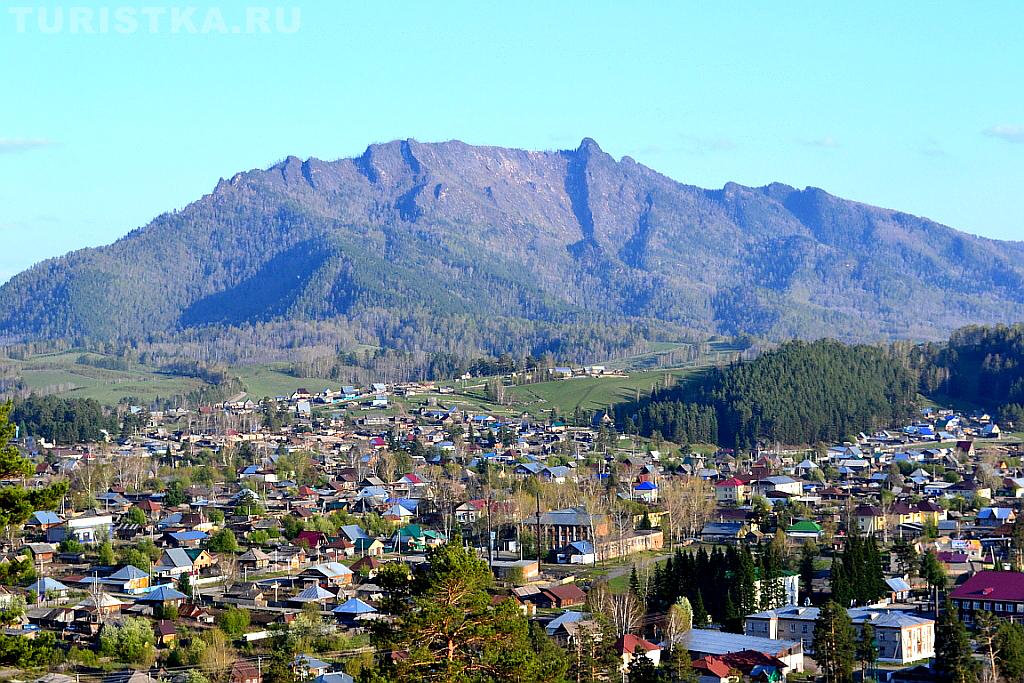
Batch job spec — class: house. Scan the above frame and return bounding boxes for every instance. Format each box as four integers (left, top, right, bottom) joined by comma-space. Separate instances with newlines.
555, 540, 596, 565
854, 505, 886, 535
523, 507, 608, 552
538, 583, 587, 609
745, 605, 934, 664
47, 514, 113, 544
239, 548, 272, 572
715, 478, 750, 505
614, 633, 662, 672
886, 577, 913, 602
332, 597, 377, 625
978, 507, 1015, 528
300, 562, 353, 588
950, 570, 1024, 625
103, 565, 151, 593
152, 548, 197, 577
230, 661, 262, 683
753, 476, 803, 498
155, 619, 177, 646
691, 655, 736, 683
785, 520, 822, 541
292, 655, 331, 680
25, 511, 64, 533
701, 522, 749, 544
633, 481, 658, 503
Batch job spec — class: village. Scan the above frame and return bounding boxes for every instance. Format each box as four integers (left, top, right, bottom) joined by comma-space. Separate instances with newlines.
3, 375, 1024, 683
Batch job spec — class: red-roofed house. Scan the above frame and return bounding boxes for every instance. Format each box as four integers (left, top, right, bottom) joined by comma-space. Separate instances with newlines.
950, 570, 1024, 625
691, 655, 734, 683
614, 634, 662, 671
715, 478, 749, 505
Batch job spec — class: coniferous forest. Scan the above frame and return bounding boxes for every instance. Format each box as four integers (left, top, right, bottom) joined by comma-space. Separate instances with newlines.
622, 339, 918, 447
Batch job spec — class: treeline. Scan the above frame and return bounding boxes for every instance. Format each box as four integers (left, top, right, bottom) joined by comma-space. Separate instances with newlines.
830, 534, 887, 607
642, 544, 789, 631
622, 339, 917, 448
12, 395, 115, 443
898, 324, 1024, 424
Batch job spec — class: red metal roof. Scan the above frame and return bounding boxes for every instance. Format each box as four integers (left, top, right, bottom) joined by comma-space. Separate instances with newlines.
951, 571, 1024, 602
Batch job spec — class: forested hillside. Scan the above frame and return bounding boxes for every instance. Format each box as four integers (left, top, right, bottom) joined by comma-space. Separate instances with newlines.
908, 324, 1024, 424
2, 138, 1024, 365
621, 339, 918, 447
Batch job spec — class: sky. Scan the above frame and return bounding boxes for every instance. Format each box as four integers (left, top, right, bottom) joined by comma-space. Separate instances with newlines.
1, 1, 1022, 283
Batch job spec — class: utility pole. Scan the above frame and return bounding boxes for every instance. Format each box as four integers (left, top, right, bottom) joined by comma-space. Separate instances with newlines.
535, 490, 543, 567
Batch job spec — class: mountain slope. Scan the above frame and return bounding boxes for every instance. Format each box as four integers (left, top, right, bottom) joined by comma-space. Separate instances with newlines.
2, 138, 1023, 346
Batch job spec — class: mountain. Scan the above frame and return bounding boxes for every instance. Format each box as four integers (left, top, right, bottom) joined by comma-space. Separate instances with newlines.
3, 138, 1023, 351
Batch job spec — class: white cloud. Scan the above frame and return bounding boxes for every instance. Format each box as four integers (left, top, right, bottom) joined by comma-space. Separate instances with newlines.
983, 124, 1024, 144
0, 138, 56, 154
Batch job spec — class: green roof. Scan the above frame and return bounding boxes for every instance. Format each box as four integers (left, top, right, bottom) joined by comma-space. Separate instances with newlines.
786, 520, 822, 533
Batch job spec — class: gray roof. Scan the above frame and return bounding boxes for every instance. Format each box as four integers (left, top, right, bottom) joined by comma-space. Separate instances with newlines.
685, 629, 800, 656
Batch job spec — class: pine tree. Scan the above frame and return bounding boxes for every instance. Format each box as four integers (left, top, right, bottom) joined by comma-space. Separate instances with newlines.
691, 590, 708, 629
935, 601, 978, 683
856, 622, 877, 680
996, 620, 1024, 682
627, 646, 661, 683
799, 542, 816, 604
812, 601, 855, 683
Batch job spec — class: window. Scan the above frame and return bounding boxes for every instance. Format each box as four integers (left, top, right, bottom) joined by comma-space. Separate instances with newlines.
996, 603, 1003, 612
985, 602, 992, 610
974, 601, 981, 609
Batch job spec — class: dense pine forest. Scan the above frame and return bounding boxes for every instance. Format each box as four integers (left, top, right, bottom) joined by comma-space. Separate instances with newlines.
905, 324, 1024, 424
621, 339, 918, 447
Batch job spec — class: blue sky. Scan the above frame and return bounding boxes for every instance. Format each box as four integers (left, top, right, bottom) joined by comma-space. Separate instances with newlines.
2, 1, 1022, 282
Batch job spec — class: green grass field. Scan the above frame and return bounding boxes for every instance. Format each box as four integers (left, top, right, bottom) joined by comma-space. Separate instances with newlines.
2, 351, 204, 404
507, 367, 705, 415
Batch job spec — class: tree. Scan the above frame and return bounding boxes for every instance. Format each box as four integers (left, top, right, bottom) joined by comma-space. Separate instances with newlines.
812, 601, 855, 683
0, 401, 68, 534
208, 528, 239, 554
98, 538, 115, 565
935, 601, 978, 683
921, 550, 947, 613
126, 506, 147, 526
98, 616, 156, 665
856, 622, 877, 681
198, 629, 236, 683
217, 606, 251, 636
893, 539, 919, 578
178, 573, 193, 598
799, 542, 817, 603
365, 538, 565, 682
627, 646, 662, 683
975, 611, 1001, 683
995, 620, 1024, 682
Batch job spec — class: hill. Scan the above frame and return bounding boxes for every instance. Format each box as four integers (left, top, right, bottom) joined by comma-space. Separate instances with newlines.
3, 138, 1024, 359
620, 339, 919, 448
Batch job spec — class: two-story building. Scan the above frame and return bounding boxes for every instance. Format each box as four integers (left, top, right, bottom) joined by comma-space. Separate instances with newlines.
745, 605, 935, 664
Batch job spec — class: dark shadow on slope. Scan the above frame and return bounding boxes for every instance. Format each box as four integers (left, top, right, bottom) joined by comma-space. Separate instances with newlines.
179, 241, 332, 327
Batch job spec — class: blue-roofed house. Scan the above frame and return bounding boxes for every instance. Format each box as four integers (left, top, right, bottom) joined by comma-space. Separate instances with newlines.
28, 577, 70, 600
289, 584, 335, 605
977, 507, 1015, 527
545, 610, 590, 636
104, 565, 151, 593
632, 481, 658, 503
136, 584, 187, 607
165, 530, 209, 548
25, 511, 64, 532
332, 597, 377, 625
293, 655, 332, 680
